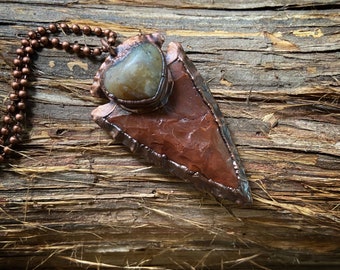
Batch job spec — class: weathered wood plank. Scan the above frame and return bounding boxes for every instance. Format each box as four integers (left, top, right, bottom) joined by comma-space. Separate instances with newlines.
4, 0, 340, 9
0, 1, 339, 269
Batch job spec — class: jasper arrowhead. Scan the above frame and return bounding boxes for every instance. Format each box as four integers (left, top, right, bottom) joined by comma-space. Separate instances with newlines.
92, 39, 252, 204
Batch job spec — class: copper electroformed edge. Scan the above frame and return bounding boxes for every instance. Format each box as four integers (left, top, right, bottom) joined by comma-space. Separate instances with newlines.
91, 34, 252, 204
91, 33, 173, 113
166, 42, 252, 204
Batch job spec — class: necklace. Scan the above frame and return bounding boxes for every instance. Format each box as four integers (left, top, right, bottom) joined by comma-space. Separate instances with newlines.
0, 24, 252, 204
1, 23, 117, 161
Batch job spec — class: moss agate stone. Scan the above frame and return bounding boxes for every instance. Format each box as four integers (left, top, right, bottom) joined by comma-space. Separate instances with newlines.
103, 43, 163, 100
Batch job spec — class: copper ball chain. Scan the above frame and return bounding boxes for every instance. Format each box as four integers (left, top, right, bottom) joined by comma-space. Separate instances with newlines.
0, 23, 118, 163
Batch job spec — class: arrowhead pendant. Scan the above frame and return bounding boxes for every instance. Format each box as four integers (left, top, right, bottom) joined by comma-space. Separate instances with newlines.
91, 34, 252, 204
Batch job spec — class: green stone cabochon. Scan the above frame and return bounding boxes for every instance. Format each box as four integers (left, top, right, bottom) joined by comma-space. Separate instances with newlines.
104, 42, 163, 100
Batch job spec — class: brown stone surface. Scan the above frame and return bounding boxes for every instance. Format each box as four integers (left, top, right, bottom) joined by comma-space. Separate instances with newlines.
93, 41, 247, 201
108, 56, 238, 186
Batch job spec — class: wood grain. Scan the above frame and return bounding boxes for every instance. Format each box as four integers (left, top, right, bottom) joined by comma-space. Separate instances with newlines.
0, 1, 339, 269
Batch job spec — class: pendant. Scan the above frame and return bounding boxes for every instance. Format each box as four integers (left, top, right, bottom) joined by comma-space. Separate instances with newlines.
0, 24, 251, 204
91, 33, 252, 204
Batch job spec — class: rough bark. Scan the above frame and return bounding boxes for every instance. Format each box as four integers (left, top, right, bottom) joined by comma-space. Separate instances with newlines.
0, 1, 339, 269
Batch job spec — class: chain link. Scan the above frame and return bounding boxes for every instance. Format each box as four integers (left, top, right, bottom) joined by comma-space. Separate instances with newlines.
0, 23, 117, 163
